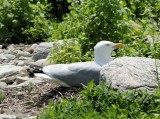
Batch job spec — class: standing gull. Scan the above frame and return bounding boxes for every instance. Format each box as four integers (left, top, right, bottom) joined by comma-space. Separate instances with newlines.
28, 41, 124, 87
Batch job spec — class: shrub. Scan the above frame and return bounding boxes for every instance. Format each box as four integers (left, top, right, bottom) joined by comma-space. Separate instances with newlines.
50, 0, 160, 61
47, 0, 70, 22
38, 81, 160, 118
0, 0, 53, 43
51, 0, 131, 54
48, 39, 94, 64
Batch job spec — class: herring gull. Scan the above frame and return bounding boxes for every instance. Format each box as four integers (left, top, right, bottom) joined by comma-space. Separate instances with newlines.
29, 41, 124, 87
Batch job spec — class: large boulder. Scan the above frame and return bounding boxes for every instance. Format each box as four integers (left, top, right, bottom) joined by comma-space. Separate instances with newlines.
100, 57, 160, 93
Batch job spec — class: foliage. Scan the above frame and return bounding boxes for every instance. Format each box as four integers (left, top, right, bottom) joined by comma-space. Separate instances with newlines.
50, 0, 160, 62
48, 39, 94, 64
0, 0, 53, 43
22, 1, 53, 43
51, 0, 131, 54
47, 0, 70, 22
0, 91, 5, 104
38, 81, 160, 119
48, 39, 82, 64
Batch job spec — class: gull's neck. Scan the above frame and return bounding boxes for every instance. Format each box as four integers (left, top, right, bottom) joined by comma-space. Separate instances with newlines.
94, 51, 112, 66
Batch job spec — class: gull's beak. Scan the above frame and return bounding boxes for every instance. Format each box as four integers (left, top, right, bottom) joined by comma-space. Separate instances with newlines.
113, 43, 124, 49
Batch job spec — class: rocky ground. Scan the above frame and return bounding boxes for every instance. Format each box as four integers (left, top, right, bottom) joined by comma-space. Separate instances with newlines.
0, 43, 82, 119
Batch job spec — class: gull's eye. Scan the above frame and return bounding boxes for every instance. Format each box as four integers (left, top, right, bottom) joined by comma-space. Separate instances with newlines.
106, 44, 110, 46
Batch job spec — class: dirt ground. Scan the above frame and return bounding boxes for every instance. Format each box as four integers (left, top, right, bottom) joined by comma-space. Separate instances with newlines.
0, 82, 82, 118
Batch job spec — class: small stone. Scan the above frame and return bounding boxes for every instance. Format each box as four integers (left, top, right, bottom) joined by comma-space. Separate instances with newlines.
17, 60, 25, 66
8, 44, 14, 48
1, 76, 16, 84
27, 47, 34, 54
31, 59, 49, 66
17, 51, 32, 57
0, 82, 7, 89
19, 56, 29, 60
15, 76, 30, 84
0, 114, 16, 119
4, 54, 16, 60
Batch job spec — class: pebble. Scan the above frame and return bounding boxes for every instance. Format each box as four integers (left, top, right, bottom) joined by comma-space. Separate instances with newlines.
0, 82, 7, 89
0, 42, 53, 118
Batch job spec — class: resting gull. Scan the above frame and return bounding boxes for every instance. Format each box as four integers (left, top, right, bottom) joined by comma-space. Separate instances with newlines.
28, 41, 124, 87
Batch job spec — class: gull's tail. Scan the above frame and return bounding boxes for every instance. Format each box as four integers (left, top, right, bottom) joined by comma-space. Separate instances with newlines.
27, 64, 43, 77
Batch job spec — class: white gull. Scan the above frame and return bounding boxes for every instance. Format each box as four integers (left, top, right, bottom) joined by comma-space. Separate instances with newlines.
31, 41, 124, 87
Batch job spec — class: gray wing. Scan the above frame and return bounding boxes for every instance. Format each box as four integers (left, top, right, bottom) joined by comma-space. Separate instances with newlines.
42, 61, 102, 86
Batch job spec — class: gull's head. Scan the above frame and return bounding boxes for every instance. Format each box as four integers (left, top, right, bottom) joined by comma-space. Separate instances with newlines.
94, 41, 124, 66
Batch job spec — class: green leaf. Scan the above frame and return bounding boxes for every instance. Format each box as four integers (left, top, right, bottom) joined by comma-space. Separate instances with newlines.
3, 0, 10, 7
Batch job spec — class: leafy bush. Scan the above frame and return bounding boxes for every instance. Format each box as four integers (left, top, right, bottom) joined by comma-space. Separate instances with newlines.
48, 39, 94, 64
22, 1, 53, 43
51, 0, 131, 54
47, 0, 70, 22
50, 0, 160, 61
38, 81, 160, 119
0, 0, 53, 43
48, 39, 82, 64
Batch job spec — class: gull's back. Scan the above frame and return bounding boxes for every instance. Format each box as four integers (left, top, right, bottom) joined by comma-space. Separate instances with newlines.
42, 61, 102, 87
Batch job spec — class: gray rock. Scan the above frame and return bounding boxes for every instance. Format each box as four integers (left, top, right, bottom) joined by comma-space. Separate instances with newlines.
4, 54, 16, 60
0, 65, 23, 78
1, 76, 16, 84
0, 54, 7, 60
8, 77, 44, 88
17, 60, 25, 66
8, 44, 15, 50
15, 76, 30, 84
30, 44, 38, 49
0, 114, 16, 119
17, 51, 32, 57
19, 56, 29, 60
31, 59, 49, 66
0, 82, 7, 89
32, 42, 54, 61
100, 57, 160, 92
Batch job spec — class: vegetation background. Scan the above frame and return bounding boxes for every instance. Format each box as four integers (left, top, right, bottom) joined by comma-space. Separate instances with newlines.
0, 0, 160, 118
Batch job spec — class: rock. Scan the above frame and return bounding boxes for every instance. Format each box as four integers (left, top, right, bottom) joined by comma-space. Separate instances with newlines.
17, 51, 32, 57
0, 54, 7, 60
0, 82, 7, 89
27, 44, 38, 54
100, 57, 160, 93
0, 114, 16, 119
32, 42, 54, 61
4, 54, 16, 60
15, 76, 30, 84
30, 59, 49, 66
19, 56, 29, 60
1, 76, 16, 85
8, 77, 44, 88
0, 65, 23, 78
17, 60, 25, 66
27, 47, 34, 54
